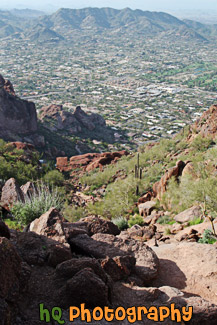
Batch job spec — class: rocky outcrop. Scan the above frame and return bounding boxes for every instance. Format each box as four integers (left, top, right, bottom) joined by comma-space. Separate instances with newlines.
56, 150, 129, 172
153, 160, 186, 199
8, 141, 36, 152
1, 208, 217, 324
74, 105, 106, 130
174, 205, 202, 223
0, 178, 24, 208
190, 104, 217, 139
40, 104, 106, 133
15, 231, 72, 267
69, 232, 159, 285
29, 207, 68, 245
0, 74, 37, 141
79, 215, 120, 236
138, 200, 156, 217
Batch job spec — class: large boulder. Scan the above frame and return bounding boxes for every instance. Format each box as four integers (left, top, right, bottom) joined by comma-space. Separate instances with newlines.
174, 205, 202, 223
39, 104, 82, 133
40, 104, 106, 134
101, 255, 136, 281
69, 233, 159, 285
55, 257, 111, 309
15, 231, 72, 267
58, 268, 109, 309
20, 181, 36, 197
29, 207, 68, 245
138, 200, 156, 216
80, 215, 120, 236
0, 178, 24, 207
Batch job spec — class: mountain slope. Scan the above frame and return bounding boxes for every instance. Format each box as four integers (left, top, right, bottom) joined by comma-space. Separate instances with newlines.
0, 7, 215, 41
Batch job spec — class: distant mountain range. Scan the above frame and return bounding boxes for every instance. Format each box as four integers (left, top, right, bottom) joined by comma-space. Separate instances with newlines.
0, 7, 217, 42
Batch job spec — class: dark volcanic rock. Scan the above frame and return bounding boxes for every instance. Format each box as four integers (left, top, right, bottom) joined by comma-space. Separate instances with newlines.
0, 219, 10, 239
81, 215, 120, 236
69, 233, 159, 284
58, 268, 109, 309
0, 237, 22, 302
15, 231, 72, 267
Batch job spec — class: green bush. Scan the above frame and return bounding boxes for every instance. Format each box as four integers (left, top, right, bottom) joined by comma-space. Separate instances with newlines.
0, 139, 42, 185
198, 229, 217, 244
128, 214, 144, 228
43, 170, 65, 186
163, 173, 217, 215
4, 219, 23, 231
191, 135, 213, 152
188, 218, 203, 226
112, 216, 129, 230
63, 205, 88, 222
87, 175, 138, 218
157, 215, 175, 225
11, 183, 64, 225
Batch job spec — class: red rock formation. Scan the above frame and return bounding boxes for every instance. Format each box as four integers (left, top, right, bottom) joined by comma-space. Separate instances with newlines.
8, 141, 36, 151
153, 160, 186, 199
189, 104, 217, 139
56, 150, 129, 173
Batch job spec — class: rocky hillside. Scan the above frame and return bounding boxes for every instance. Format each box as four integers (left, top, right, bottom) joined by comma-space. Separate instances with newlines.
0, 74, 117, 157
0, 104, 216, 324
77, 104, 217, 217
0, 7, 215, 41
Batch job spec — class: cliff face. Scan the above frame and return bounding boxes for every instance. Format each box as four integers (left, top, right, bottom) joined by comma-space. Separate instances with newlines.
0, 74, 37, 140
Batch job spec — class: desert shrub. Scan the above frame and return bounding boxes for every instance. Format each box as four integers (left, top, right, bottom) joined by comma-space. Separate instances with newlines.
198, 229, 217, 244
11, 183, 64, 225
43, 170, 65, 186
164, 227, 171, 235
0, 139, 41, 184
157, 215, 175, 225
163, 173, 217, 215
4, 219, 23, 231
191, 135, 213, 152
112, 216, 129, 230
188, 218, 203, 226
128, 214, 144, 228
63, 205, 88, 222
87, 175, 138, 218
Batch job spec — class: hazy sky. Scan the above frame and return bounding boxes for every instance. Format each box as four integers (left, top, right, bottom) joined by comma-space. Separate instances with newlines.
1, 0, 217, 12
